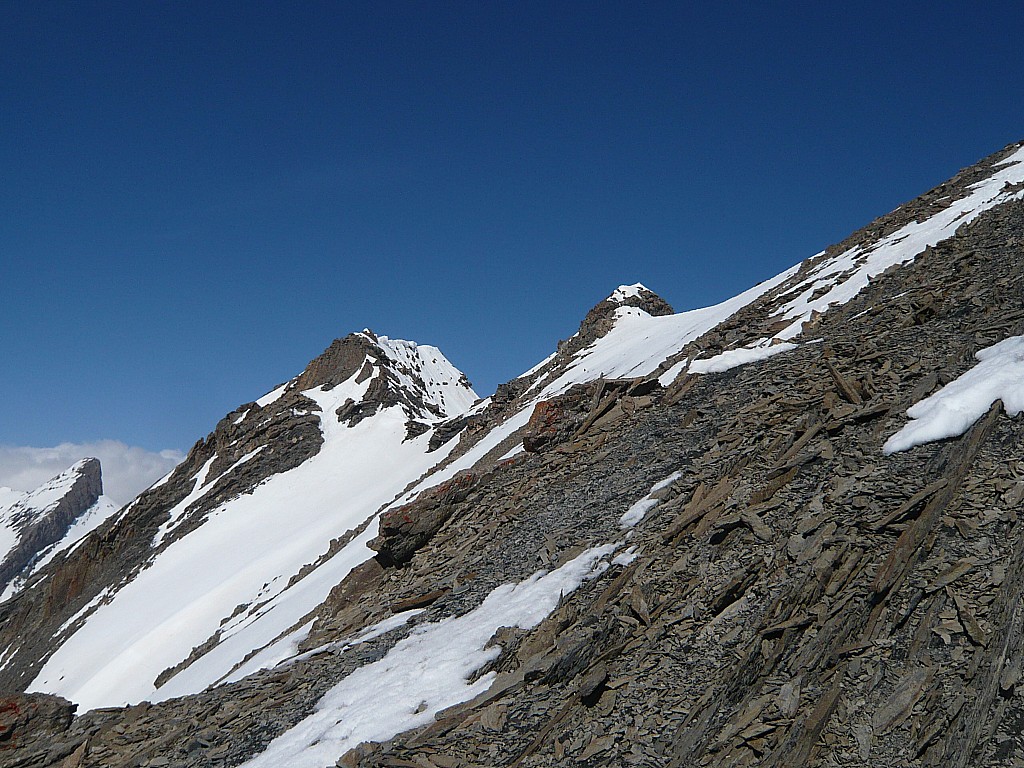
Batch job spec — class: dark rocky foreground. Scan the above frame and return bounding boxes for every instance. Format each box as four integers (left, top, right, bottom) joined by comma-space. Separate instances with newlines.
2, 145, 1024, 767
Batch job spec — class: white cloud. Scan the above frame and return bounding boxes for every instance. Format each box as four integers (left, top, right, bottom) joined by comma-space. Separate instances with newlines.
0, 441, 185, 506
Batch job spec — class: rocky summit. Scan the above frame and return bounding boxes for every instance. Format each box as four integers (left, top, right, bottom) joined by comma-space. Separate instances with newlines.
2, 139, 1024, 768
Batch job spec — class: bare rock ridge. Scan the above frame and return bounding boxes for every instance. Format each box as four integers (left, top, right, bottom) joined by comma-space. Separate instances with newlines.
0, 458, 103, 593
2, 138, 1024, 767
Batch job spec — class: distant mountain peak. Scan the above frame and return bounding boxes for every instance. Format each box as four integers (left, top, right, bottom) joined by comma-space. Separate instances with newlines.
2, 458, 102, 530
0, 456, 112, 597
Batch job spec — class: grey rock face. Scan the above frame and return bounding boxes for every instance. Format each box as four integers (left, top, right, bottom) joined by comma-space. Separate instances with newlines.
0, 692, 76, 764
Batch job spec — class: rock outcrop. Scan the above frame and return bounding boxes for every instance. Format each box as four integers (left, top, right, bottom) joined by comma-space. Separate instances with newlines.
0, 693, 76, 764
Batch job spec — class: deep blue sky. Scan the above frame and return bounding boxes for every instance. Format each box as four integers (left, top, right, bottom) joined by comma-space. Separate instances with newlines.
3, 1, 1023, 453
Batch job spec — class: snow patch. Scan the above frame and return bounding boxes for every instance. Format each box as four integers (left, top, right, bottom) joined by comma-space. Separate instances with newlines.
689, 342, 798, 375
607, 283, 648, 303
883, 335, 1024, 454
221, 621, 316, 685
619, 471, 682, 528
658, 359, 689, 387
612, 546, 640, 567
151, 455, 218, 548
256, 382, 291, 408
498, 444, 525, 462
266, 609, 428, 678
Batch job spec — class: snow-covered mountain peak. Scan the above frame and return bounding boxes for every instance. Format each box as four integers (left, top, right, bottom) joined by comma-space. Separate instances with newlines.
607, 283, 649, 303
2, 458, 101, 526
18, 460, 100, 514
556, 283, 675, 359
14, 330, 481, 710
257, 331, 476, 424
601, 282, 673, 316
366, 334, 478, 419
